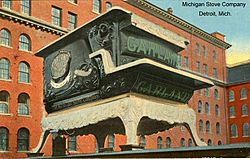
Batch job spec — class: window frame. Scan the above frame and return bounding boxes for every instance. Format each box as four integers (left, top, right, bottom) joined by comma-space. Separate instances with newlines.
240, 88, 247, 99
205, 102, 210, 115
157, 136, 163, 149
0, 127, 9, 151
19, 62, 30, 83
68, 136, 77, 151
139, 135, 146, 147
231, 124, 238, 138
106, 2, 112, 10
2, 0, 12, 9
229, 106, 235, 118
229, 90, 235, 102
19, 34, 31, 51
21, 0, 31, 15
0, 58, 10, 80
18, 93, 30, 115
93, 0, 101, 13
181, 138, 186, 147
206, 121, 211, 133
17, 128, 30, 151
68, 12, 77, 30
52, 6, 62, 26
1, 29, 11, 47
108, 134, 115, 148
216, 122, 221, 134
198, 101, 202, 113
243, 123, 249, 137
0, 91, 9, 114
199, 120, 204, 133
166, 137, 171, 148
215, 105, 220, 117
242, 104, 248, 116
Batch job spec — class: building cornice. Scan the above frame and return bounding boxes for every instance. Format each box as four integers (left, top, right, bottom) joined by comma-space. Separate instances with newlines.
227, 59, 250, 68
0, 8, 68, 36
124, 0, 231, 50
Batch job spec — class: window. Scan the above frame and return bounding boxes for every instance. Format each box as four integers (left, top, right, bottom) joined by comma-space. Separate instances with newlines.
166, 137, 171, 148
207, 139, 212, 146
1, 29, 11, 46
0, 58, 10, 80
139, 135, 146, 147
188, 138, 192, 147
199, 120, 204, 133
214, 89, 219, 100
68, 0, 77, 4
68, 12, 77, 30
19, 34, 31, 51
106, 2, 112, 10
21, 0, 31, 15
215, 105, 220, 117
196, 43, 200, 56
205, 103, 210, 115
231, 124, 238, 137
213, 68, 218, 79
181, 138, 185, 147
218, 141, 222, 145
198, 101, 202, 113
157, 136, 162, 149
18, 93, 30, 115
93, 0, 101, 13
17, 128, 29, 151
203, 64, 207, 76
203, 46, 206, 57
177, 54, 182, 68
2, 0, 12, 9
19, 62, 30, 83
0, 127, 8, 151
213, 50, 216, 62
242, 104, 248, 116
52, 7, 62, 26
108, 134, 114, 148
243, 123, 249, 137
0, 91, 9, 114
184, 56, 189, 69
229, 90, 235, 102
216, 122, 221, 134
205, 88, 209, 96
229, 106, 235, 117
197, 61, 201, 73
206, 121, 211, 133
68, 136, 77, 151
241, 88, 247, 99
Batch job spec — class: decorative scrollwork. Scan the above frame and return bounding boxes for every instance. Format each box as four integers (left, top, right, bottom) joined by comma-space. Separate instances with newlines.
88, 22, 115, 51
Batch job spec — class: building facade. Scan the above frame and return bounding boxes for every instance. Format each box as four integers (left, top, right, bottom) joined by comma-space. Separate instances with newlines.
227, 61, 250, 144
0, 0, 231, 158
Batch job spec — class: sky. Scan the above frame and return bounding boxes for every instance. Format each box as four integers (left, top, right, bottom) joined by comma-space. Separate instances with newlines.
148, 0, 250, 64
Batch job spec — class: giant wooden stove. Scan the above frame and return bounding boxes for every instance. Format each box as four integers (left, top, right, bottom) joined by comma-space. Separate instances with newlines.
33, 7, 213, 155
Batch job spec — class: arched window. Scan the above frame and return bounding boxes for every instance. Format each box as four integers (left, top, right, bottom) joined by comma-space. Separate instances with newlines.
0, 58, 10, 80
218, 141, 222, 145
1, 29, 11, 46
214, 89, 219, 100
139, 135, 146, 147
19, 62, 30, 83
166, 137, 171, 148
243, 123, 249, 137
188, 138, 192, 147
2, 0, 12, 9
21, 0, 31, 15
17, 128, 29, 151
215, 105, 220, 117
157, 136, 162, 149
231, 124, 238, 137
181, 138, 185, 147
203, 46, 207, 57
0, 127, 8, 151
108, 134, 114, 148
229, 90, 235, 102
0, 91, 9, 113
19, 34, 31, 51
198, 101, 202, 113
68, 136, 77, 151
206, 121, 211, 133
205, 88, 209, 96
18, 93, 30, 115
242, 104, 248, 116
230, 106, 235, 117
196, 43, 200, 56
216, 122, 221, 134
93, 0, 101, 13
199, 120, 204, 132
205, 103, 210, 114
207, 139, 212, 146
241, 88, 247, 99
106, 2, 112, 10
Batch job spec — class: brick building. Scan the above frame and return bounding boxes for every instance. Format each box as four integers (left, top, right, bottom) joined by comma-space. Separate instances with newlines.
0, 0, 231, 158
227, 60, 250, 144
